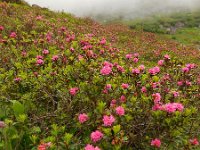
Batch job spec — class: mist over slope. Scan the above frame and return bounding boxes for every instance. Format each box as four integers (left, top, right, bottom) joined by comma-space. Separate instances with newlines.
26, 0, 200, 20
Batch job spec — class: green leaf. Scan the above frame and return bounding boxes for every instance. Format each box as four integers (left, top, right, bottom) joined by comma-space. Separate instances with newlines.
152, 76, 159, 82
102, 128, 111, 136
63, 133, 73, 145
11, 100, 25, 117
113, 125, 121, 134
97, 101, 106, 114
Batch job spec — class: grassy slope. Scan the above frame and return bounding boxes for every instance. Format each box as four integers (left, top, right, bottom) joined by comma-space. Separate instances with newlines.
125, 10, 200, 46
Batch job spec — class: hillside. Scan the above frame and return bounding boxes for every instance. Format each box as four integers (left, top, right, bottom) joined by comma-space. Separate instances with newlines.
0, 2, 200, 150
125, 10, 200, 46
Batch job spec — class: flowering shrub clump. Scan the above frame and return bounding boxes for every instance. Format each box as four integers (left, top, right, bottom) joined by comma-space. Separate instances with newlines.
0, 2, 200, 150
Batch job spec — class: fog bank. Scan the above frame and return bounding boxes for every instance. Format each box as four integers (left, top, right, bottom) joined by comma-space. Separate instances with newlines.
25, 0, 200, 20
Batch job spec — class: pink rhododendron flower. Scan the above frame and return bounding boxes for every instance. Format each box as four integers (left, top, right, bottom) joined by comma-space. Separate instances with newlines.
152, 93, 161, 104
164, 54, 170, 60
69, 87, 79, 96
70, 47, 75, 52
152, 104, 163, 111
126, 54, 132, 59
105, 84, 112, 90
78, 55, 84, 60
103, 115, 115, 126
103, 61, 113, 67
152, 82, 160, 89
36, 55, 43, 60
174, 103, 184, 112
162, 103, 184, 113
116, 106, 125, 116
149, 66, 160, 75
133, 57, 139, 63
186, 63, 195, 69
172, 91, 179, 97
36, 15, 43, 20
21, 51, 27, 57
138, 65, 145, 71
99, 38, 106, 45
158, 60, 164, 66
10, 32, 17, 38
151, 138, 161, 148
190, 138, 199, 146
182, 67, 190, 73
85, 144, 101, 150
134, 53, 139, 57
100, 49, 105, 54
38, 142, 51, 150
0, 26, 4, 31
14, 77, 21, 83
177, 81, 183, 86
186, 81, 192, 86
78, 113, 89, 123
117, 65, 125, 73
0, 121, 6, 128
120, 95, 126, 103
132, 68, 140, 74
163, 103, 176, 113
42, 49, 49, 55
90, 130, 103, 143
141, 86, 147, 93
52, 55, 59, 61
110, 99, 117, 107
100, 66, 112, 75
121, 83, 129, 89
36, 59, 44, 65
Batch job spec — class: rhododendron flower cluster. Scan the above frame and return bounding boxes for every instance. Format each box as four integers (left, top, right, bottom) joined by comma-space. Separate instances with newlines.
152, 93, 161, 104
78, 113, 89, 123
148, 66, 160, 75
121, 83, 129, 89
100, 62, 113, 75
90, 130, 103, 143
85, 144, 101, 150
117, 65, 125, 73
164, 54, 170, 60
9, 32, 17, 38
69, 87, 79, 96
141, 86, 147, 93
52, 55, 59, 62
151, 138, 161, 148
42, 49, 49, 55
37, 142, 51, 150
132, 68, 140, 74
126, 54, 132, 59
0, 25, 4, 31
153, 102, 184, 113
103, 115, 115, 126
14, 77, 22, 83
138, 65, 145, 71
190, 138, 199, 146
0, 121, 6, 128
133, 57, 139, 63
99, 38, 106, 45
172, 91, 179, 97
158, 60, 164, 66
115, 106, 125, 116
120, 95, 126, 103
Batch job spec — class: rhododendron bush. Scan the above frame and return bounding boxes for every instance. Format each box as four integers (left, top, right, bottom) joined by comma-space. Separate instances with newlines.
0, 2, 200, 150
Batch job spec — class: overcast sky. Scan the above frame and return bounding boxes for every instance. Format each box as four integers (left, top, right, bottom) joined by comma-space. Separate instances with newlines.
25, 0, 200, 19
